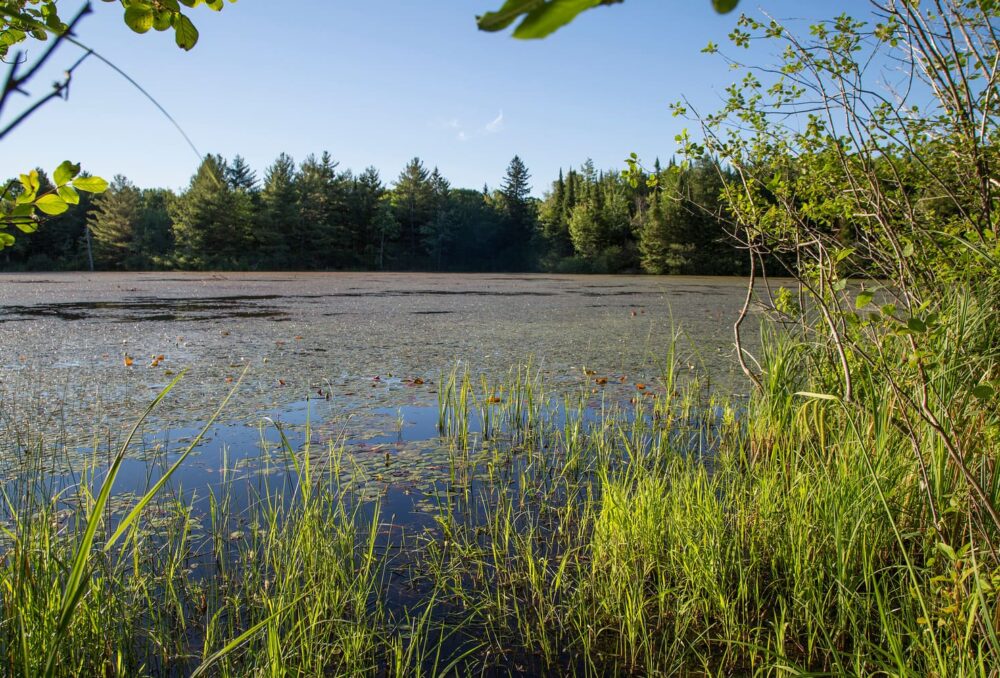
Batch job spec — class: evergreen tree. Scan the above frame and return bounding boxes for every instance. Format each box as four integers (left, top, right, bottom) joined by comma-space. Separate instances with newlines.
391, 157, 435, 263
639, 187, 673, 274
351, 166, 385, 268
88, 175, 142, 269
373, 195, 398, 270
297, 152, 344, 268
539, 169, 573, 260
171, 155, 252, 269
568, 199, 602, 259
421, 169, 454, 269
227, 155, 259, 193
564, 169, 577, 219
137, 188, 174, 268
497, 155, 535, 267
256, 153, 299, 268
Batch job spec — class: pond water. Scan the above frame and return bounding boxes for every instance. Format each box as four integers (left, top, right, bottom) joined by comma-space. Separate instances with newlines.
0, 270, 760, 514
0, 272, 765, 672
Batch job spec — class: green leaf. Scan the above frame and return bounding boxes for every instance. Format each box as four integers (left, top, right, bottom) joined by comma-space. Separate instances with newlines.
57, 185, 80, 205
513, 0, 603, 39
14, 219, 38, 233
53, 160, 80, 187
478, 0, 543, 32
902, 242, 915, 257
35, 194, 68, 215
173, 13, 199, 49
795, 391, 840, 402
855, 291, 874, 309
19, 170, 40, 198
972, 384, 995, 401
713, 0, 739, 12
0, 232, 15, 247
153, 10, 173, 31
936, 542, 957, 562
72, 176, 109, 193
907, 317, 927, 333
124, 4, 155, 34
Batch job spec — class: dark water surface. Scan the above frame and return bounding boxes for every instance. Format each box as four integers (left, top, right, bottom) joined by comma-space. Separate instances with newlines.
0, 271, 761, 495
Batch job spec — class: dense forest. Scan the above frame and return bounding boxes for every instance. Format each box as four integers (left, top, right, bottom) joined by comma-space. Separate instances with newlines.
0, 153, 745, 274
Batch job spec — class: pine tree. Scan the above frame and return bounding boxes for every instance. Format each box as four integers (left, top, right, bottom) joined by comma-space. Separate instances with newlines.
137, 188, 174, 268
421, 168, 454, 269
568, 199, 602, 259
497, 155, 536, 268
539, 169, 573, 259
373, 195, 398, 270
227, 155, 259, 193
564, 169, 577, 218
256, 153, 299, 268
639, 187, 672, 274
351, 166, 385, 267
88, 175, 142, 269
391, 157, 435, 262
171, 155, 253, 269
297, 152, 345, 268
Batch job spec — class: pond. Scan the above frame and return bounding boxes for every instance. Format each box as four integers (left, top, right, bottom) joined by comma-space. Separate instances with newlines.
0, 270, 755, 454
0, 272, 761, 674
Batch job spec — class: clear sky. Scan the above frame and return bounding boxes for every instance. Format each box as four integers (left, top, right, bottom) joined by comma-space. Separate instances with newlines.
1, 0, 874, 196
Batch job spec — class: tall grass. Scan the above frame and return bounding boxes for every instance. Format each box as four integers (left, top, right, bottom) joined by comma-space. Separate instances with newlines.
2, 293, 998, 674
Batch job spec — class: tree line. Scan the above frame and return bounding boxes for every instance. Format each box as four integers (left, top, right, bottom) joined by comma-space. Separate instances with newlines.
1, 152, 748, 274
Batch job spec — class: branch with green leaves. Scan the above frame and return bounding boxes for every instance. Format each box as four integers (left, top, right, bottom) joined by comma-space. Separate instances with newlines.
0, 161, 107, 248
110, 0, 237, 50
476, 0, 739, 39
1, 1, 236, 54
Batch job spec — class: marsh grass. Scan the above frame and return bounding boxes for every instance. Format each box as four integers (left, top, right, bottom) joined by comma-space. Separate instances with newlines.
1, 307, 998, 675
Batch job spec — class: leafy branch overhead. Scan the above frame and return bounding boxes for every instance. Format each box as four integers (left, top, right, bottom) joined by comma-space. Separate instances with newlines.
0, 0, 236, 57
477, 0, 739, 39
112, 0, 236, 50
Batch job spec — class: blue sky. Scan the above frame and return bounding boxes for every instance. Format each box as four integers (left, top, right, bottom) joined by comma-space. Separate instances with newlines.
1, 0, 874, 195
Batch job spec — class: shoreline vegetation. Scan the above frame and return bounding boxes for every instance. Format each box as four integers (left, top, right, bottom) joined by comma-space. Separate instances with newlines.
2, 0, 999, 674
2, 322, 998, 675
1, 154, 748, 277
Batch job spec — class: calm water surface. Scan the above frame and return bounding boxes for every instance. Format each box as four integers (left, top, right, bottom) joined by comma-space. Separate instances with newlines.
0, 272, 758, 502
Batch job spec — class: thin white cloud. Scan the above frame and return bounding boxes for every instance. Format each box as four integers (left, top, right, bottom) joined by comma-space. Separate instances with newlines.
442, 111, 506, 142
485, 110, 504, 133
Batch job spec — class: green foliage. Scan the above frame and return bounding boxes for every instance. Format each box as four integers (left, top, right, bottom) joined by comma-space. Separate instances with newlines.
0, 162, 107, 251
170, 154, 251, 268
477, 0, 739, 39
87, 175, 143, 268
0, 0, 65, 60
2, 151, 750, 273
0, 0, 236, 54
107, 0, 236, 50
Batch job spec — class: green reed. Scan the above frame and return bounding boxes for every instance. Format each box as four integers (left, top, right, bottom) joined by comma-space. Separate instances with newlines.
2, 309, 998, 675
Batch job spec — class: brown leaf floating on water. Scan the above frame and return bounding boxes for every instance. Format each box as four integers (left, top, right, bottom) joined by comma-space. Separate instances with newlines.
595, 377, 608, 385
